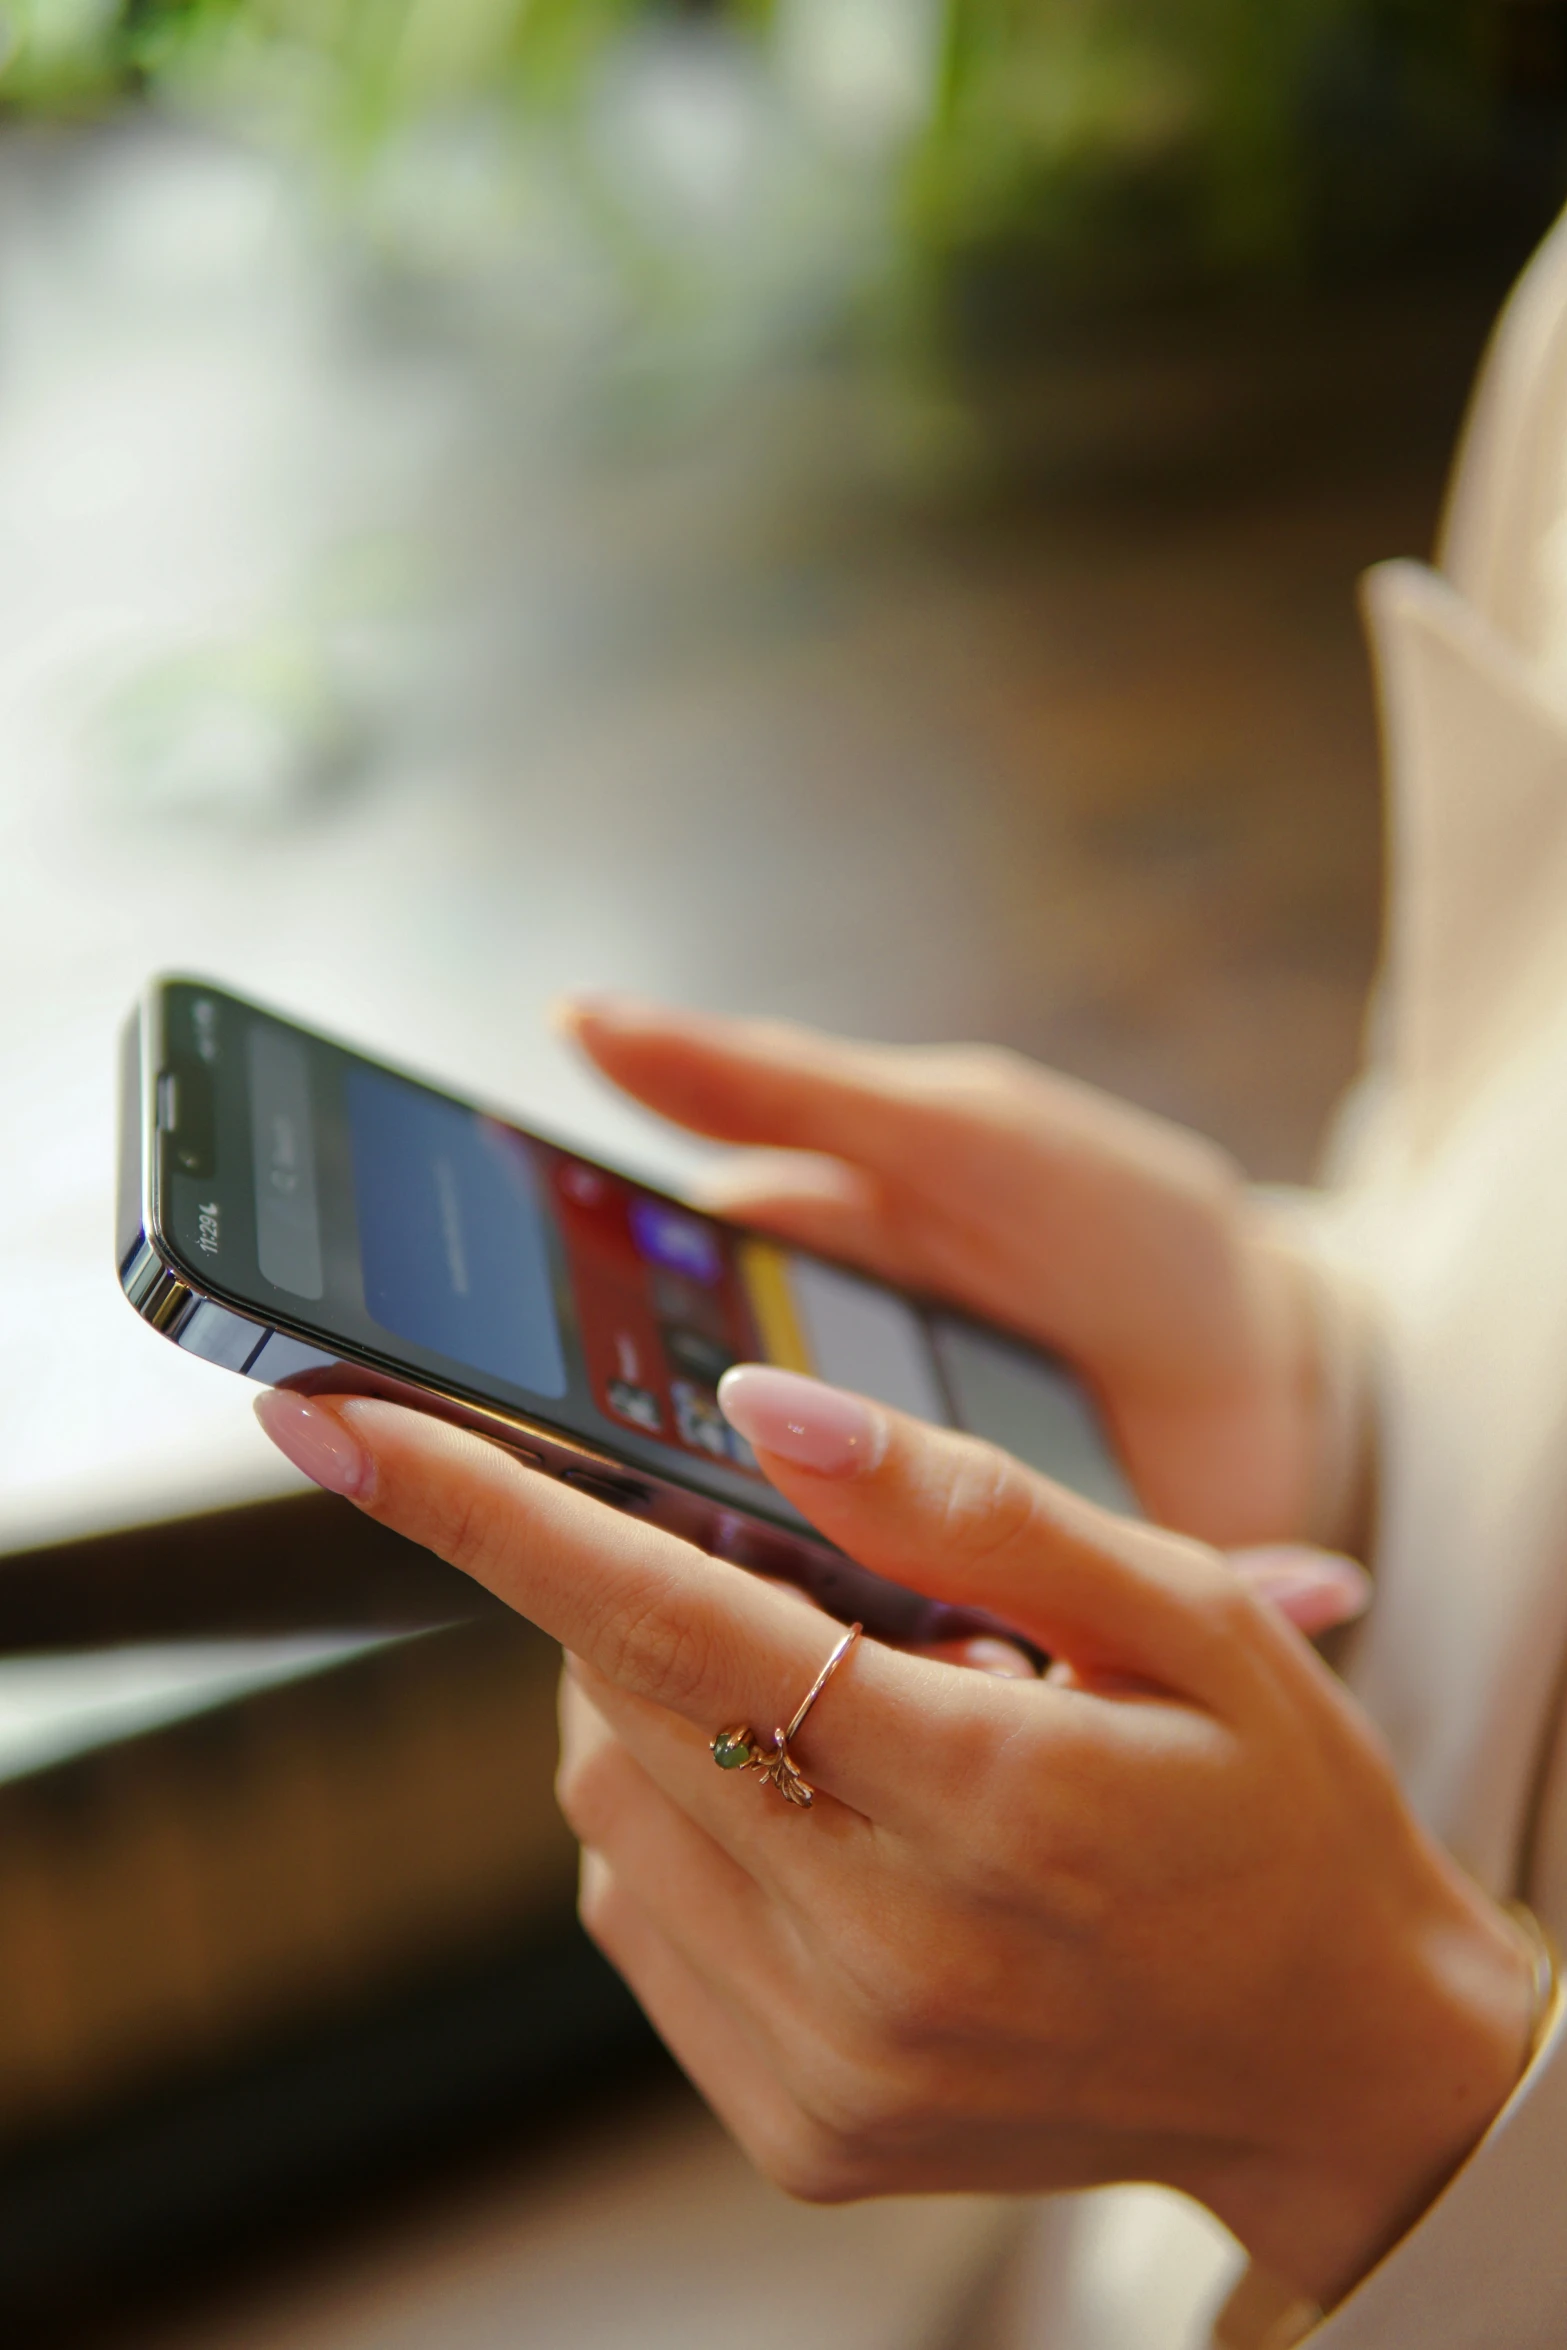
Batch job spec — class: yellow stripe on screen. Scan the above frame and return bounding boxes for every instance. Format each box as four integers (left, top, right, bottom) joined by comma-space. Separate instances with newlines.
737, 1239, 814, 1374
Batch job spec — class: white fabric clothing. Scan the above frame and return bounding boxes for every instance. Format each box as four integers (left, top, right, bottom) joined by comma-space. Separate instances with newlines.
1009, 209, 1567, 2349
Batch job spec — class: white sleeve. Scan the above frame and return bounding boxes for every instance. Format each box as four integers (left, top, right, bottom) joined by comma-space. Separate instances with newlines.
1304, 1992, 1567, 2349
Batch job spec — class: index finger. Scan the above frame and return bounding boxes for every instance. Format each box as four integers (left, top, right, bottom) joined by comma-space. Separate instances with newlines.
558, 1003, 1240, 1370
560, 997, 1106, 1204
253, 1390, 989, 1826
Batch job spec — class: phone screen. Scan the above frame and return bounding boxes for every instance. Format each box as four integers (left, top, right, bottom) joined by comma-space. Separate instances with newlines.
156, 982, 1133, 1531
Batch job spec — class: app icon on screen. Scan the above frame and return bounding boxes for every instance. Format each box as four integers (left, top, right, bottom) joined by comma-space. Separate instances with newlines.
673, 1381, 730, 1460
630, 1200, 723, 1285
607, 1379, 664, 1433
663, 1325, 737, 1387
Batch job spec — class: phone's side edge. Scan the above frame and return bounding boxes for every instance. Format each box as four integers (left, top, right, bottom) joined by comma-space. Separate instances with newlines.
116, 996, 194, 1334
118, 991, 226, 1344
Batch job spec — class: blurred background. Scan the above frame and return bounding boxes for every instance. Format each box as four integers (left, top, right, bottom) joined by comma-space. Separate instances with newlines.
1, 4, 1565, 2344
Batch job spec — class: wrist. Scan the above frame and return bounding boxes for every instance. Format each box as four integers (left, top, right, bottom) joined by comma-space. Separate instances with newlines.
1210, 1880, 1542, 2311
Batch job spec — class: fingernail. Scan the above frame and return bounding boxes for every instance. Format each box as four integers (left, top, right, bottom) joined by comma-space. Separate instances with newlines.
253, 1391, 373, 1501
1231, 1545, 1372, 1634
553, 992, 653, 1033
717, 1365, 886, 1477
918, 1636, 1038, 1680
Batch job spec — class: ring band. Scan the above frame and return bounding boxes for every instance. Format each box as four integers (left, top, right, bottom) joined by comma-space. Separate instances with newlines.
711, 1623, 863, 1809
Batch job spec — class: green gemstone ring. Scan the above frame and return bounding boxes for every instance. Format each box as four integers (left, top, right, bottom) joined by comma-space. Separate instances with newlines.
711, 1728, 756, 1771
709, 1622, 862, 1811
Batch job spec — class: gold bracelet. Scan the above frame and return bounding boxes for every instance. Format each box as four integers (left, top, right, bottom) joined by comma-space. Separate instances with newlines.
1506, 1899, 1562, 2067
1212, 2261, 1323, 2348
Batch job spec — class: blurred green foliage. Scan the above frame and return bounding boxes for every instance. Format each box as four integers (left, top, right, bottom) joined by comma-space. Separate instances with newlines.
0, 0, 651, 133
0, 1, 1555, 293
925, 1, 1496, 283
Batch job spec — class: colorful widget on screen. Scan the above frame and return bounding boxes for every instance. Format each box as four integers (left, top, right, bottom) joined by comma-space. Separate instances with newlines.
546, 1148, 957, 1479
339, 1058, 1133, 1513
547, 1155, 762, 1471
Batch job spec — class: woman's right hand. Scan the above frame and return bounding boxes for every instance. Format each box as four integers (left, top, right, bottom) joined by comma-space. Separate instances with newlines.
560, 1000, 1357, 1552
253, 1376, 1525, 2312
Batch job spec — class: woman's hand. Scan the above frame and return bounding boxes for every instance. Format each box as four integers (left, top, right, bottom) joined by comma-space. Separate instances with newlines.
255, 1379, 1534, 2310
559, 1000, 1356, 1551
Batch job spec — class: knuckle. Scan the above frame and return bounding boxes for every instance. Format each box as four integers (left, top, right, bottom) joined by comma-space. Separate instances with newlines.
553, 1741, 626, 1846
812, 2045, 919, 2147
743, 1945, 964, 2195
819, 1898, 965, 2058
553, 1750, 588, 1834
781, 2036, 943, 2195
866, 1944, 966, 2053
597, 1585, 717, 1712
575, 1859, 624, 1958
749, 2109, 867, 2206
556, 1757, 610, 1842
934, 1439, 1041, 1572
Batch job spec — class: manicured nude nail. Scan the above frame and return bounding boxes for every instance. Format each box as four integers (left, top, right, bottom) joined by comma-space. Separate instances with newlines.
253, 1391, 373, 1501
718, 1365, 886, 1477
920, 1636, 1039, 1680
1231, 1545, 1372, 1635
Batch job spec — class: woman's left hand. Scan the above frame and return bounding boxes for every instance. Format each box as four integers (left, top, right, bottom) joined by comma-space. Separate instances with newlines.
256, 1375, 1534, 2311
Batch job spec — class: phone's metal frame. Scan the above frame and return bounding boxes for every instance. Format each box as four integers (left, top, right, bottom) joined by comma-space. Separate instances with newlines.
117, 984, 962, 1644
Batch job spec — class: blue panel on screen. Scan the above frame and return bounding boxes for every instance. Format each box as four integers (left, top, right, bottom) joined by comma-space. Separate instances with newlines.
346, 1068, 567, 1398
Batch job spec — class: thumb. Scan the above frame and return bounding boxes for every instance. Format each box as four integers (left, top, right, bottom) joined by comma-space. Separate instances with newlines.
717, 1366, 1248, 1707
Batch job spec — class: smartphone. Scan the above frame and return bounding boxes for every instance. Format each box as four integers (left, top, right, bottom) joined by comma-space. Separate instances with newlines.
118, 979, 1133, 1647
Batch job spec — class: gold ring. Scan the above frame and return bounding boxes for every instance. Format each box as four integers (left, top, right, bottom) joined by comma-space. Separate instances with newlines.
710, 1623, 862, 1810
